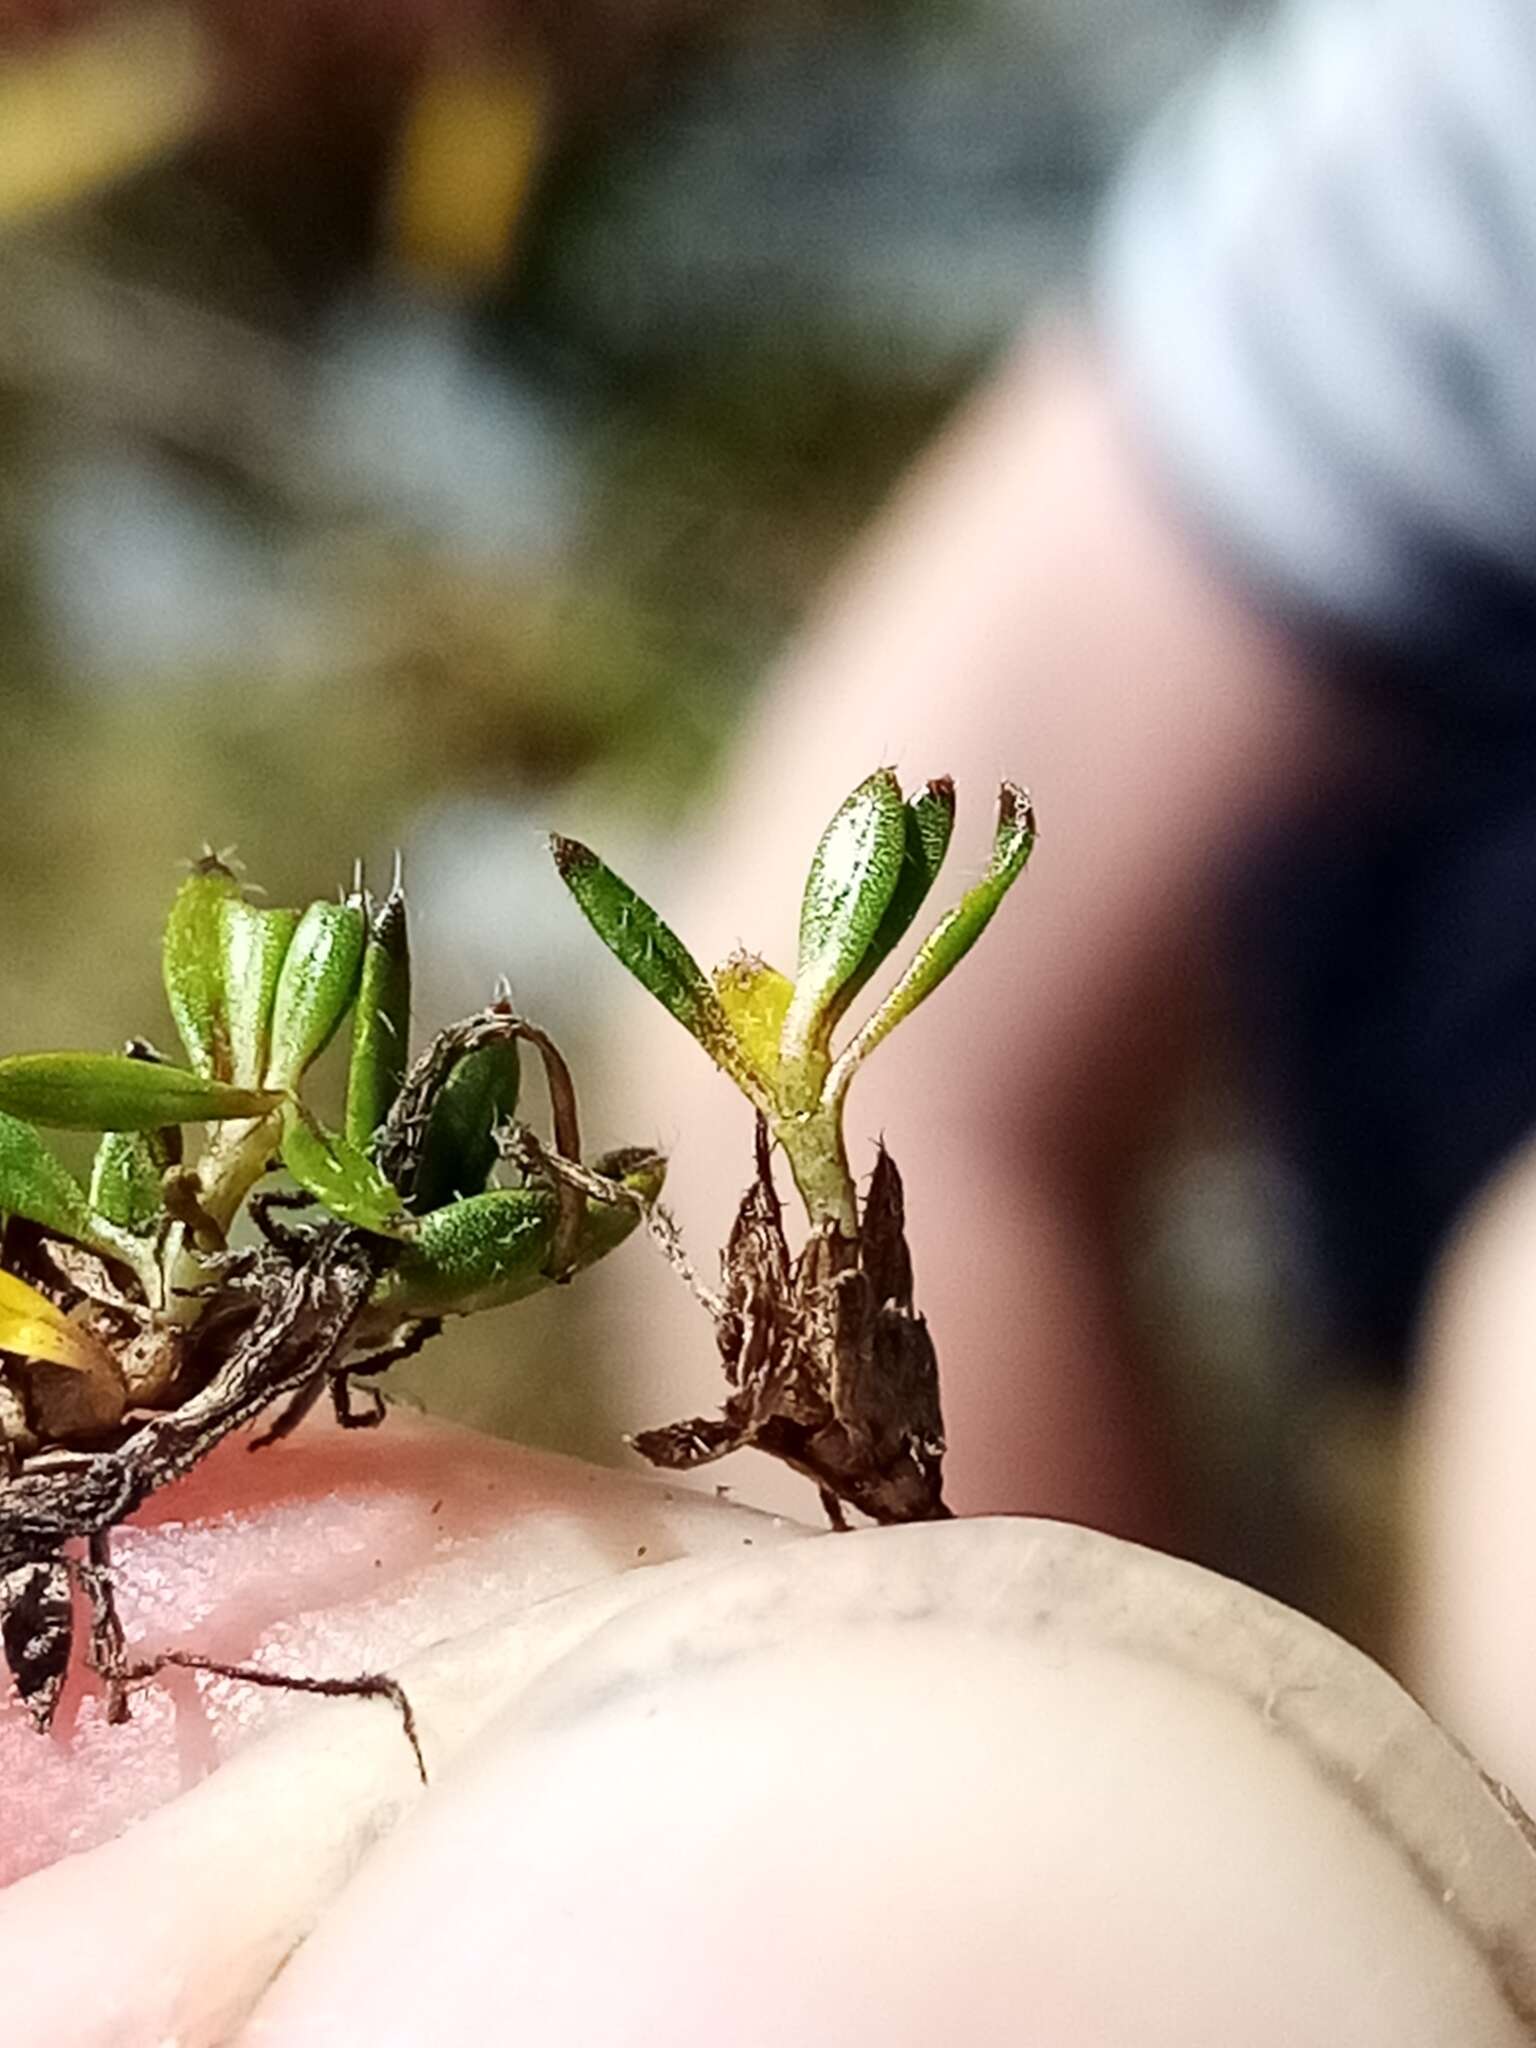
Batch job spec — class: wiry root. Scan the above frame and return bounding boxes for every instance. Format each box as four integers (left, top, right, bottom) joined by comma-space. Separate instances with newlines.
118, 1650, 428, 1783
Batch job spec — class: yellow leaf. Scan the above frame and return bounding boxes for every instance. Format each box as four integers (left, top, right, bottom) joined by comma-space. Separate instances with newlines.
386, 51, 547, 287
0, 1268, 115, 1377
0, 7, 212, 225
712, 954, 793, 1085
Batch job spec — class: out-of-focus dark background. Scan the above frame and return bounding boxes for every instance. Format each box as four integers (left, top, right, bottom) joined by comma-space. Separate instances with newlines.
0, 0, 1392, 1641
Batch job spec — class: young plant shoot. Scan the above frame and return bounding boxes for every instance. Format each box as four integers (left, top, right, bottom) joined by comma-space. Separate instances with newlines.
0, 854, 662, 1741
552, 769, 1034, 1525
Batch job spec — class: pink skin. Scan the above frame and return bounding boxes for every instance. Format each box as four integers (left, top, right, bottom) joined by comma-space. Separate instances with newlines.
0, 1412, 803, 1889
0, 1411, 817, 2046
4, 1414, 1532, 2048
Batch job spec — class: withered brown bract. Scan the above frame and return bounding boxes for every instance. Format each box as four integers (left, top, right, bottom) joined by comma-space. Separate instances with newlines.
634, 1120, 947, 1527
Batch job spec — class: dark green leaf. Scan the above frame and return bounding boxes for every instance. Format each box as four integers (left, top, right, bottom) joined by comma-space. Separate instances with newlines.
88, 1127, 176, 1234
411, 1033, 520, 1214
382, 1149, 662, 1317
550, 836, 762, 1101
0, 1111, 96, 1241
383, 1185, 553, 1315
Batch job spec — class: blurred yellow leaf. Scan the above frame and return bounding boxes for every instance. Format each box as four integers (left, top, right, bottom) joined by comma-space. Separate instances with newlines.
387, 51, 547, 288
0, 4, 212, 224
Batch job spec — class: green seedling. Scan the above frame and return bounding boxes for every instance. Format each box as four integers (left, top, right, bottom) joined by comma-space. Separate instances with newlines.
0, 853, 662, 1736
553, 770, 1034, 1524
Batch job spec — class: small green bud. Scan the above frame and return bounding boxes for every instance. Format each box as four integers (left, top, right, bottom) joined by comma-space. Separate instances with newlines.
162, 853, 241, 1078
219, 899, 301, 1089
265, 898, 367, 1089
345, 883, 412, 1152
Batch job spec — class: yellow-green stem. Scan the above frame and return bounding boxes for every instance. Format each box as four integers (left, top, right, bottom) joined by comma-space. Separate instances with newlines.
159, 1110, 283, 1325
773, 1106, 857, 1237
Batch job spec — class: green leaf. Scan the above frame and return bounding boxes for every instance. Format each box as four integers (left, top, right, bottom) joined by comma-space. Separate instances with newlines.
411, 1032, 520, 1214
162, 853, 241, 1078
550, 836, 764, 1103
88, 1126, 176, 1234
828, 782, 1036, 1101
831, 776, 955, 1021
780, 769, 907, 1065
0, 1111, 97, 1241
265, 898, 367, 1088
219, 899, 301, 1089
382, 1184, 552, 1315
280, 1104, 413, 1239
344, 882, 412, 1151
381, 1148, 662, 1317
0, 1052, 280, 1130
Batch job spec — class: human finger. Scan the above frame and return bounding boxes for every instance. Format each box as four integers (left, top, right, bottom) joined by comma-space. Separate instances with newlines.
244, 1517, 1536, 2048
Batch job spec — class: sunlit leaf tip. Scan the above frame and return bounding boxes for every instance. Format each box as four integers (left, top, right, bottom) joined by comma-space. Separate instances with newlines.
825, 778, 1037, 1099
832, 774, 958, 1018
992, 781, 1036, 872
783, 768, 908, 1062
189, 847, 238, 879
547, 833, 595, 880
794, 767, 906, 975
